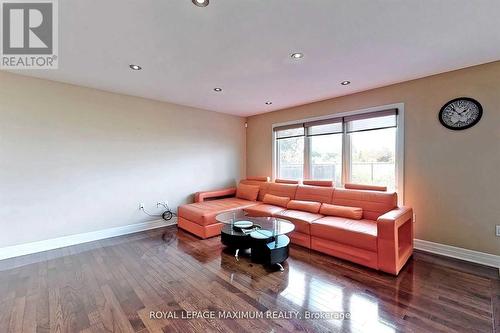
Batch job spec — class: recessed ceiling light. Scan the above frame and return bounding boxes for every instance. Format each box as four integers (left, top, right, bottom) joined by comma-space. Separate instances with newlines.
290, 53, 304, 59
265, 101, 273, 105
129, 64, 142, 70
214, 87, 222, 92
192, 0, 209, 7
340, 81, 351, 86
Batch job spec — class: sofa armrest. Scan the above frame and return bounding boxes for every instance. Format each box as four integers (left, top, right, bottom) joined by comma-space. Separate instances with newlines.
377, 207, 413, 275
378, 206, 413, 229
194, 187, 236, 203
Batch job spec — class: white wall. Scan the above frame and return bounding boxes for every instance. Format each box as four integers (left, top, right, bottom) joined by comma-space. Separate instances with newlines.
0, 71, 246, 248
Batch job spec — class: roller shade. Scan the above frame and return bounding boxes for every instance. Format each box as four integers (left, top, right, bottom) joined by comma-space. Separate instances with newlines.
345, 109, 397, 133
274, 123, 305, 139
305, 118, 343, 136
274, 108, 398, 137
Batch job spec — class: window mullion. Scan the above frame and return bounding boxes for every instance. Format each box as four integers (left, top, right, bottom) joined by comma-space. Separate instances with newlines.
342, 121, 350, 187
275, 139, 280, 179
304, 135, 310, 180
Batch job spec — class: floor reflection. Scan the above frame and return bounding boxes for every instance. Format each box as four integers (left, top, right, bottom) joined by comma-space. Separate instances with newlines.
349, 294, 395, 333
280, 266, 307, 307
146, 228, 493, 332
218, 246, 290, 295
174, 229, 223, 263
169, 230, 416, 332
274, 254, 414, 332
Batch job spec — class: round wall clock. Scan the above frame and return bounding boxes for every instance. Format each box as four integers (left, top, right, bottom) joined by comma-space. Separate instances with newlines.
439, 97, 483, 130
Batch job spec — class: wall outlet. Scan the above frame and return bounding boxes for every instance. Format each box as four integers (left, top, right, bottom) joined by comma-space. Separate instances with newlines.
139, 203, 144, 210
156, 201, 168, 208
496, 225, 500, 237
413, 213, 416, 223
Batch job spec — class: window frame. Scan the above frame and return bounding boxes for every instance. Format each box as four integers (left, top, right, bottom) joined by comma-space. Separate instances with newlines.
272, 103, 405, 205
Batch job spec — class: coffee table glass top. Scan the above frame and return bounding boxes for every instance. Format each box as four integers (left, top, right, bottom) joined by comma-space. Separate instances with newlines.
216, 209, 295, 238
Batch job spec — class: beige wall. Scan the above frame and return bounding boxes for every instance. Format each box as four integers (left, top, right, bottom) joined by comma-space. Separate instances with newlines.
0, 72, 246, 248
247, 61, 500, 255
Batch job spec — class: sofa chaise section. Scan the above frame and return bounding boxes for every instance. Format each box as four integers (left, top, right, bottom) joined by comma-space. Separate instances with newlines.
177, 178, 269, 239
178, 197, 258, 239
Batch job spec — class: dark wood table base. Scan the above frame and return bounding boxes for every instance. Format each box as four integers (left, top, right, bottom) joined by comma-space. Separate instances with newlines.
221, 224, 290, 271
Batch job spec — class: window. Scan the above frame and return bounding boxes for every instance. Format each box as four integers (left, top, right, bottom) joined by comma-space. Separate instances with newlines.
276, 126, 305, 179
310, 134, 342, 184
346, 112, 397, 190
307, 120, 343, 185
274, 107, 402, 192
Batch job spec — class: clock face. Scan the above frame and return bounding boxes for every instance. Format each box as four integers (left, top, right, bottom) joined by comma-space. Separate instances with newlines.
439, 97, 483, 130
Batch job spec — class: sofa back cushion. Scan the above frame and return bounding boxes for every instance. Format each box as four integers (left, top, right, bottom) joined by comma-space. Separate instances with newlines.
263, 194, 290, 208
240, 179, 270, 201
320, 203, 363, 220
236, 184, 260, 201
295, 185, 334, 203
332, 188, 397, 220
266, 183, 298, 200
287, 200, 321, 213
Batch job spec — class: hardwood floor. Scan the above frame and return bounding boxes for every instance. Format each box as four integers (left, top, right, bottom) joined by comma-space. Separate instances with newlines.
0, 225, 498, 333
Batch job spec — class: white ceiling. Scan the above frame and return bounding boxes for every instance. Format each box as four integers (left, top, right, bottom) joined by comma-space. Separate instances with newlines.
10, 0, 500, 116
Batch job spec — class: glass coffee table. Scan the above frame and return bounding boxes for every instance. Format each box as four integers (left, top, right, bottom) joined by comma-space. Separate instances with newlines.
216, 209, 295, 271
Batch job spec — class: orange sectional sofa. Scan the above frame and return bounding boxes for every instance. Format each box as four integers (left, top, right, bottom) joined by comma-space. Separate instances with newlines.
178, 177, 413, 275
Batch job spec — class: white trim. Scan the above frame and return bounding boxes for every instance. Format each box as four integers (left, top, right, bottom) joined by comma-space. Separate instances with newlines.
395, 104, 405, 205
342, 124, 350, 186
304, 134, 311, 179
271, 129, 277, 180
0, 218, 177, 261
272, 103, 405, 205
414, 239, 500, 269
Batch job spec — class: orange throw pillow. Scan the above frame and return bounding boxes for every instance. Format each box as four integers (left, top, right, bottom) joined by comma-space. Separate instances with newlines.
236, 184, 260, 201
263, 194, 290, 208
286, 200, 321, 213
320, 203, 363, 220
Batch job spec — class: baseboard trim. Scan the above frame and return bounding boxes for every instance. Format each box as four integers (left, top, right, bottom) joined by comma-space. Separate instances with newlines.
414, 239, 500, 269
0, 218, 176, 261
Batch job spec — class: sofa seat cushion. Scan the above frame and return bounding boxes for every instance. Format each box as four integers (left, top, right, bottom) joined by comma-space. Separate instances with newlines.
244, 204, 285, 217
275, 210, 324, 234
311, 217, 378, 252
178, 197, 258, 226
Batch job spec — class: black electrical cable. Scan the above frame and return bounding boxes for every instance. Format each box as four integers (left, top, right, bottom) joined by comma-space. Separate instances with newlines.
140, 203, 177, 243
162, 210, 175, 221
158, 202, 176, 221
141, 203, 176, 221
